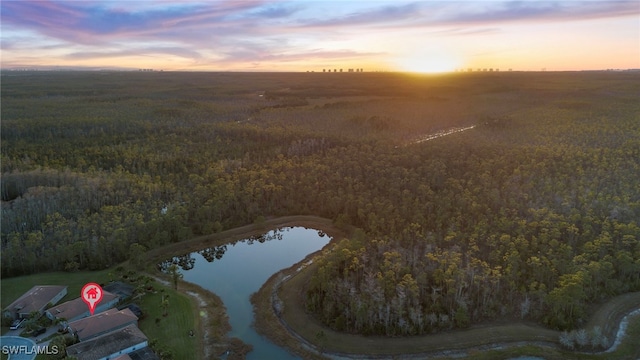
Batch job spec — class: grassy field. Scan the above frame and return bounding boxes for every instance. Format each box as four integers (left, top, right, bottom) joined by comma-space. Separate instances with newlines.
137, 285, 199, 360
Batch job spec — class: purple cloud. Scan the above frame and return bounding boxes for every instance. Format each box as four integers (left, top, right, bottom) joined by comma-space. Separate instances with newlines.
64, 46, 204, 60
300, 2, 423, 27
219, 48, 383, 64
4, 1, 636, 46
297, 1, 639, 29
1, 1, 270, 44
437, 1, 639, 25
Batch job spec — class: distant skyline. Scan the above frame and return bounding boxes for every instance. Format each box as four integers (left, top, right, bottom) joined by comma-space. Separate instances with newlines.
1, 1, 639, 72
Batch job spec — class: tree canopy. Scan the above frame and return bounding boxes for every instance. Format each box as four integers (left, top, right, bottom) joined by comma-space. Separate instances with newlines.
2, 71, 639, 333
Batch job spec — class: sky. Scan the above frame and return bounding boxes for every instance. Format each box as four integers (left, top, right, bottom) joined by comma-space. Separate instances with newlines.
1, 0, 639, 72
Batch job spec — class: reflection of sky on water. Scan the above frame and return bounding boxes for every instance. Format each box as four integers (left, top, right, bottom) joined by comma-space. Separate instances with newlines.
178, 227, 331, 360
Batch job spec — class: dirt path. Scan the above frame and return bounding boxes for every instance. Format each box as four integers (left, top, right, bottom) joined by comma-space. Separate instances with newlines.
270, 260, 640, 359
409, 125, 476, 145
604, 309, 640, 353
184, 291, 212, 359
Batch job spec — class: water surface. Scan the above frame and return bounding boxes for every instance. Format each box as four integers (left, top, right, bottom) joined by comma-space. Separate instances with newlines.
164, 227, 331, 359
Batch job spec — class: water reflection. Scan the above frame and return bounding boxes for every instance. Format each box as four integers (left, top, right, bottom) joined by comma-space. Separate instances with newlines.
159, 227, 329, 272
199, 244, 227, 263
157, 227, 332, 360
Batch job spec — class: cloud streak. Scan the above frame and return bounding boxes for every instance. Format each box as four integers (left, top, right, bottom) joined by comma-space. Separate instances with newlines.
1, 1, 638, 71
64, 46, 204, 60
296, 1, 639, 30
1, 1, 272, 45
437, 1, 639, 25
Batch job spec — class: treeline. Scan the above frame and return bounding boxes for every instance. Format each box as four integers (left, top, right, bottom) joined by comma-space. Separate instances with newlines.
1, 71, 639, 334
300, 120, 640, 332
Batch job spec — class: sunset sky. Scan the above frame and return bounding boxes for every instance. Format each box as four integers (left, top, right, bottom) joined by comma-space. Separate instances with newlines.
1, 1, 639, 72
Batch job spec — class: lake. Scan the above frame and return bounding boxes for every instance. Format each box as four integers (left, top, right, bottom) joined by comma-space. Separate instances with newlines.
162, 226, 331, 359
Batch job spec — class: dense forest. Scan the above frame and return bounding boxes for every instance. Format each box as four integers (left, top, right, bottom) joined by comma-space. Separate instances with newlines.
1, 71, 639, 334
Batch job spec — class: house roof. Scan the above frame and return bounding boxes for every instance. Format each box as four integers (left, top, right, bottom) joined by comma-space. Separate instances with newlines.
3, 285, 67, 315
47, 291, 118, 320
112, 355, 133, 360
66, 324, 147, 360
128, 347, 160, 360
103, 282, 135, 299
68, 308, 138, 341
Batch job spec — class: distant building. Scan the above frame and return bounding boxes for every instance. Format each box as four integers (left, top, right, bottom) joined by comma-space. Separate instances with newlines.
68, 308, 138, 341
46, 291, 120, 322
66, 324, 149, 360
3, 285, 68, 320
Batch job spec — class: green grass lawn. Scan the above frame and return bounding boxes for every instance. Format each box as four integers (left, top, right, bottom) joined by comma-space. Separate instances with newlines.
137, 286, 199, 360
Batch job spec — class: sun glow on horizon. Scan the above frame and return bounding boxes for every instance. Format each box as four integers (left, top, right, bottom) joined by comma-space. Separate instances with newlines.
0, 1, 637, 72
394, 50, 462, 74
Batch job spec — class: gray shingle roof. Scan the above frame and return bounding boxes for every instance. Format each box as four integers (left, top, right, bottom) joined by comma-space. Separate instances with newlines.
66, 324, 147, 360
68, 308, 138, 341
3, 285, 67, 316
47, 291, 118, 321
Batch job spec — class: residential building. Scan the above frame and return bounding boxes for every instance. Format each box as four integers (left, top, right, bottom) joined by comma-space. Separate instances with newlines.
46, 290, 119, 322
66, 324, 149, 360
3, 285, 68, 320
68, 308, 138, 342
126, 347, 160, 360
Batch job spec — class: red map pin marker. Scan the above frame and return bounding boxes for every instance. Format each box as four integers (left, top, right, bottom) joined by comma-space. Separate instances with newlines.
81, 283, 104, 316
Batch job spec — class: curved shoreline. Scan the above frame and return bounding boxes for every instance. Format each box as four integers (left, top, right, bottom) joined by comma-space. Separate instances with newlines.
604, 308, 640, 353
145, 216, 640, 359
145, 216, 347, 359
144, 215, 347, 267
256, 254, 640, 359
244, 218, 640, 359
